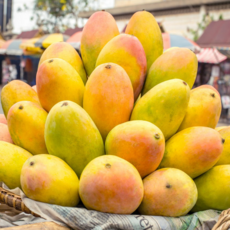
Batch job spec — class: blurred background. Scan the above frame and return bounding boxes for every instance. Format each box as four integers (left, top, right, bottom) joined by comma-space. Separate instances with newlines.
0, 0, 230, 123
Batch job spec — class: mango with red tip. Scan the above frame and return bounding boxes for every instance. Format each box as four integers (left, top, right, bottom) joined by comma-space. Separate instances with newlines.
125, 10, 163, 72
96, 34, 147, 100
0, 114, 7, 124
142, 47, 198, 95
83, 63, 134, 140
81, 11, 119, 76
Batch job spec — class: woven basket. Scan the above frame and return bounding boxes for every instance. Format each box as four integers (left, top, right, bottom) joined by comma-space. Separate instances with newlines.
0, 186, 39, 217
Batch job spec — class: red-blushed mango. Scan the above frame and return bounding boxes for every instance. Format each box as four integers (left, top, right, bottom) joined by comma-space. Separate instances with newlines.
38, 42, 87, 84
131, 79, 190, 140
32, 85, 37, 92
193, 165, 230, 211
0, 141, 32, 189
215, 126, 227, 131
159, 127, 223, 178
83, 63, 134, 140
215, 127, 230, 165
45, 101, 104, 177
142, 48, 198, 95
96, 34, 147, 100
1, 80, 40, 117
138, 168, 197, 217
125, 10, 163, 72
81, 11, 119, 76
36, 58, 85, 112
21, 154, 79, 207
178, 85, 221, 131
0, 114, 7, 124
79, 155, 144, 214
0, 123, 13, 144
7, 101, 48, 155
105, 120, 165, 178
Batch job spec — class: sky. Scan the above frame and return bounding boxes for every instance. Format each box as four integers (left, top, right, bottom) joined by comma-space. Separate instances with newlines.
12, 0, 115, 33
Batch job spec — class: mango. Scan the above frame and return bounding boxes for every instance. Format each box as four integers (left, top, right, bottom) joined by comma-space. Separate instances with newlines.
193, 165, 230, 211
215, 126, 227, 131
138, 168, 197, 217
105, 120, 165, 178
215, 127, 230, 165
1, 80, 40, 117
45, 101, 104, 177
159, 127, 223, 178
0, 141, 32, 189
178, 85, 221, 131
32, 85, 37, 92
21, 154, 79, 207
7, 101, 48, 155
83, 63, 134, 140
0, 114, 7, 124
81, 11, 119, 76
0, 123, 13, 144
79, 155, 143, 214
36, 58, 85, 112
125, 10, 163, 72
39, 42, 87, 84
96, 34, 147, 100
142, 48, 198, 95
131, 79, 190, 140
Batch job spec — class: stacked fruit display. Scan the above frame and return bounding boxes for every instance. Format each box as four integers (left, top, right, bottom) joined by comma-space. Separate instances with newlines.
0, 10, 230, 217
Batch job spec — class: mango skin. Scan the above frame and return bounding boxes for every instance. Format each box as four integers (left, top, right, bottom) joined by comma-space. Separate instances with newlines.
1, 80, 40, 117
105, 120, 165, 178
0, 123, 13, 144
142, 48, 198, 95
0, 141, 32, 189
7, 101, 48, 155
138, 168, 197, 217
96, 34, 147, 100
45, 101, 104, 177
0, 114, 7, 124
36, 58, 85, 112
159, 127, 223, 178
81, 11, 119, 76
32, 85, 37, 92
83, 63, 134, 140
215, 127, 230, 165
38, 42, 87, 84
131, 79, 190, 140
21, 154, 79, 207
79, 155, 144, 214
125, 10, 163, 72
193, 165, 230, 211
178, 85, 221, 131
215, 126, 227, 131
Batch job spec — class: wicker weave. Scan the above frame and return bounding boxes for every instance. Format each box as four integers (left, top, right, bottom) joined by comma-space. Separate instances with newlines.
0, 186, 39, 217
212, 209, 230, 230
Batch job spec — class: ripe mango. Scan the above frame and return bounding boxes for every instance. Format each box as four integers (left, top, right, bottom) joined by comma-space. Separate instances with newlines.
7, 101, 48, 155
32, 85, 37, 92
159, 127, 223, 178
215, 126, 227, 131
125, 10, 163, 72
81, 11, 119, 76
193, 165, 230, 211
215, 127, 230, 165
38, 42, 87, 84
0, 123, 13, 144
0, 141, 32, 189
138, 168, 197, 217
83, 63, 134, 140
0, 114, 7, 124
131, 79, 190, 140
1, 80, 40, 117
21, 154, 79, 207
178, 85, 221, 131
45, 101, 104, 177
142, 48, 198, 95
36, 58, 85, 112
79, 155, 143, 214
96, 34, 147, 100
105, 120, 165, 178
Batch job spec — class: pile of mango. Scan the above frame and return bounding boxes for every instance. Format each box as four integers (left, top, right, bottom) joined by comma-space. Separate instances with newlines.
0, 10, 230, 217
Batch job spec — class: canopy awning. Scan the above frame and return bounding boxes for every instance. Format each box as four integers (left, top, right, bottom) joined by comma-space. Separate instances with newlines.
196, 48, 227, 64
